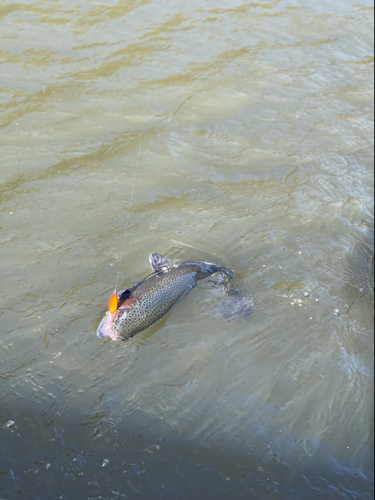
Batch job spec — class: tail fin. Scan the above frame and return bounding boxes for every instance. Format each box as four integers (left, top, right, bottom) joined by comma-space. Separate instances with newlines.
220, 283, 254, 320
180, 260, 253, 319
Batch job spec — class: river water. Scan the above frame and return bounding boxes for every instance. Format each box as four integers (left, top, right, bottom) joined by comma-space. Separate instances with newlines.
0, 0, 373, 499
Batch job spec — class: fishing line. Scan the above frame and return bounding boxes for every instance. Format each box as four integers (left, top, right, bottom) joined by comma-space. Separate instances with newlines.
111, 131, 142, 304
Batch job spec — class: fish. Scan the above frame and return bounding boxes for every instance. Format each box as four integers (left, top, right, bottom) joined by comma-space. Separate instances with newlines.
97, 252, 251, 341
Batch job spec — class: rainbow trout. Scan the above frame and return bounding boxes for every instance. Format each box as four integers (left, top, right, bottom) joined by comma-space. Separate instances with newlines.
97, 252, 244, 341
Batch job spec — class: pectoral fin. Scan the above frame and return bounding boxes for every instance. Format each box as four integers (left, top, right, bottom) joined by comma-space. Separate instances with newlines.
149, 253, 170, 273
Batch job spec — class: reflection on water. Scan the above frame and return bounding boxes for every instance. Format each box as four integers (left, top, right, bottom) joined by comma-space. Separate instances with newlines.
0, 0, 373, 498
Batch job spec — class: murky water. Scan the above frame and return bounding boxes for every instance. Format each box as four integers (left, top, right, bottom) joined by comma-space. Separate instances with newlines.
1, 0, 373, 498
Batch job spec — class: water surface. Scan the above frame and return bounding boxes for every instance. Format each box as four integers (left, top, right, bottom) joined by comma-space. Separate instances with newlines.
0, 0, 374, 498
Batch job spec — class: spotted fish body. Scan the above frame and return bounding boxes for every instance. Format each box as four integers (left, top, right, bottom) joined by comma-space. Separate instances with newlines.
97, 253, 234, 341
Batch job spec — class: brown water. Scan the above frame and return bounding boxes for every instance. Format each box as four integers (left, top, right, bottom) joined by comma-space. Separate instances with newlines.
0, 0, 374, 499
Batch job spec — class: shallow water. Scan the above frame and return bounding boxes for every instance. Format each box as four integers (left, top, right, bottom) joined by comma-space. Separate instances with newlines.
0, 0, 374, 498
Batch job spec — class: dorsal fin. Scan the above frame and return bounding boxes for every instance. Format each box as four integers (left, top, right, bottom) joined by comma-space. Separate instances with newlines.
149, 253, 170, 273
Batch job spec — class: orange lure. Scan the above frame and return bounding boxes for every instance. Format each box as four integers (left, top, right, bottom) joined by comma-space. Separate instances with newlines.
109, 292, 118, 314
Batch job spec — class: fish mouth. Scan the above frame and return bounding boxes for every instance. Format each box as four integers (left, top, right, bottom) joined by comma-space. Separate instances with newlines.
97, 312, 121, 341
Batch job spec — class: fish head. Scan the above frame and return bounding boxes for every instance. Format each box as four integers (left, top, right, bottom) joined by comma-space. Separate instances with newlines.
97, 311, 122, 340
97, 294, 137, 341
